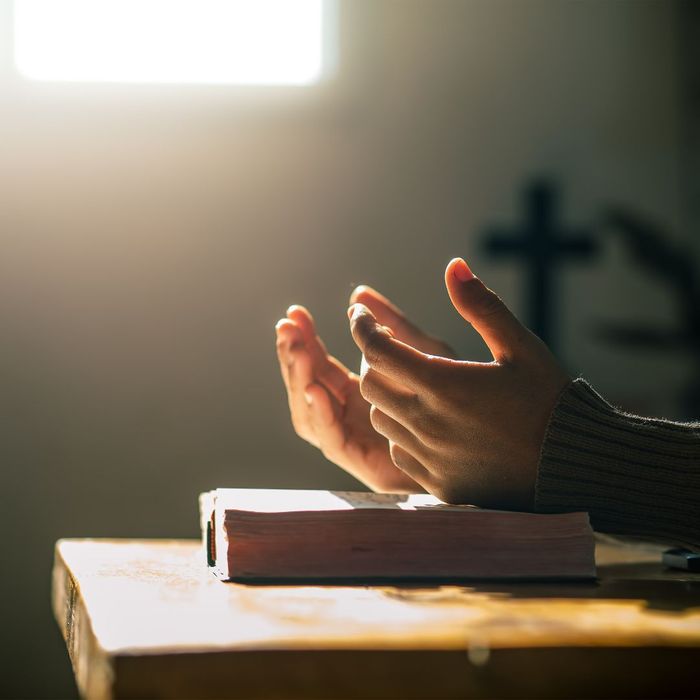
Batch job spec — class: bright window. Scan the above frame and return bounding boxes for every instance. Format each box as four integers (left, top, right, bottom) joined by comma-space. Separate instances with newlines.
14, 0, 330, 85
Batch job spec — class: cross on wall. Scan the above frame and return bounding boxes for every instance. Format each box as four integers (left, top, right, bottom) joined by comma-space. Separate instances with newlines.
482, 180, 598, 354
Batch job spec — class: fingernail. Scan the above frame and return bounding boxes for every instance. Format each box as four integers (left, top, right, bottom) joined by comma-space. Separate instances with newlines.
347, 304, 357, 320
349, 284, 369, 304
275, 320, 286, 332
304, 389, 313, 406
453, 258, 475, 282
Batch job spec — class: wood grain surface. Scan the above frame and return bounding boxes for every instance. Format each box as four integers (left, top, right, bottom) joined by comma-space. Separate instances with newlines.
53, 539, 700, 699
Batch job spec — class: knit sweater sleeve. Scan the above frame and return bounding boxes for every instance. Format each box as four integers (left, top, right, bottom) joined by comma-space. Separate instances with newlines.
535, 378, 700, 551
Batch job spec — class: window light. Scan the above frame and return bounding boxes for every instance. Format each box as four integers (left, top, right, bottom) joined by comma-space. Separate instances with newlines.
14, 0, 329, 85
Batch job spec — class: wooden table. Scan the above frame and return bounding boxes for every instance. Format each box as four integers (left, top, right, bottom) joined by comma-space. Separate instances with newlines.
53, 539, 700, 699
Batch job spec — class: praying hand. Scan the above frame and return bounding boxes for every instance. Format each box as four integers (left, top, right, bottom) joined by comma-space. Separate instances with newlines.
276, 257, 700, 550
275, 257, 568, 507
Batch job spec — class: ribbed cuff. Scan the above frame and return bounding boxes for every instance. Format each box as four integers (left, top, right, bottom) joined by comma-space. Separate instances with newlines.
535, 379, 700, 551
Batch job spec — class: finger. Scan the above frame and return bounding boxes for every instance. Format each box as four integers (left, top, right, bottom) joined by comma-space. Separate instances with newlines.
349, 285, 444, 355
388, 443, 433, 490
286, 344, 319, 446
359, 365, 421, 431
445, 258, 529, 363
369, 406, 426, 458
275, 318, 302, 391
304, 383, 346, 459
348, 303, 437, 392
287, 305, 352, 404
286, 304, 330, 358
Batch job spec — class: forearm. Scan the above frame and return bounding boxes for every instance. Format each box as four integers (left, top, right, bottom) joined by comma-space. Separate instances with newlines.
535, 379, 700, 551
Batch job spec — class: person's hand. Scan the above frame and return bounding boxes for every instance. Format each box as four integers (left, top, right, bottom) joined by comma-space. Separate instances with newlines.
275, 288, 456, 493
349, 285, 456, 360
348, 258, 571, 511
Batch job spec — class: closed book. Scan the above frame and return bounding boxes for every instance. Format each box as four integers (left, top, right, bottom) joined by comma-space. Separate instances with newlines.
200, 488, 596, 581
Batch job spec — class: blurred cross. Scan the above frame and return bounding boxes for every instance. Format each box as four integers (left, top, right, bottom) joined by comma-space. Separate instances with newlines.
482, 180, 598, 353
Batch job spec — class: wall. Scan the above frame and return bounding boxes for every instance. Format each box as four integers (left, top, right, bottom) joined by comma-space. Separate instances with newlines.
0, 1, 685, 697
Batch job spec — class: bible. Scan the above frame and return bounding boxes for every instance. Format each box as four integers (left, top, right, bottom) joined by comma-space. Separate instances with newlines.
200, 488, 596, 581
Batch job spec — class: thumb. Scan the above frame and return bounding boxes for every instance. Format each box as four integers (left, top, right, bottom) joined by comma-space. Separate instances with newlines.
444, 257, 527, 362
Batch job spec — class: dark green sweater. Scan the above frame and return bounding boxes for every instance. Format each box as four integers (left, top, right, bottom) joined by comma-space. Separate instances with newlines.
535, 379, 700, 551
